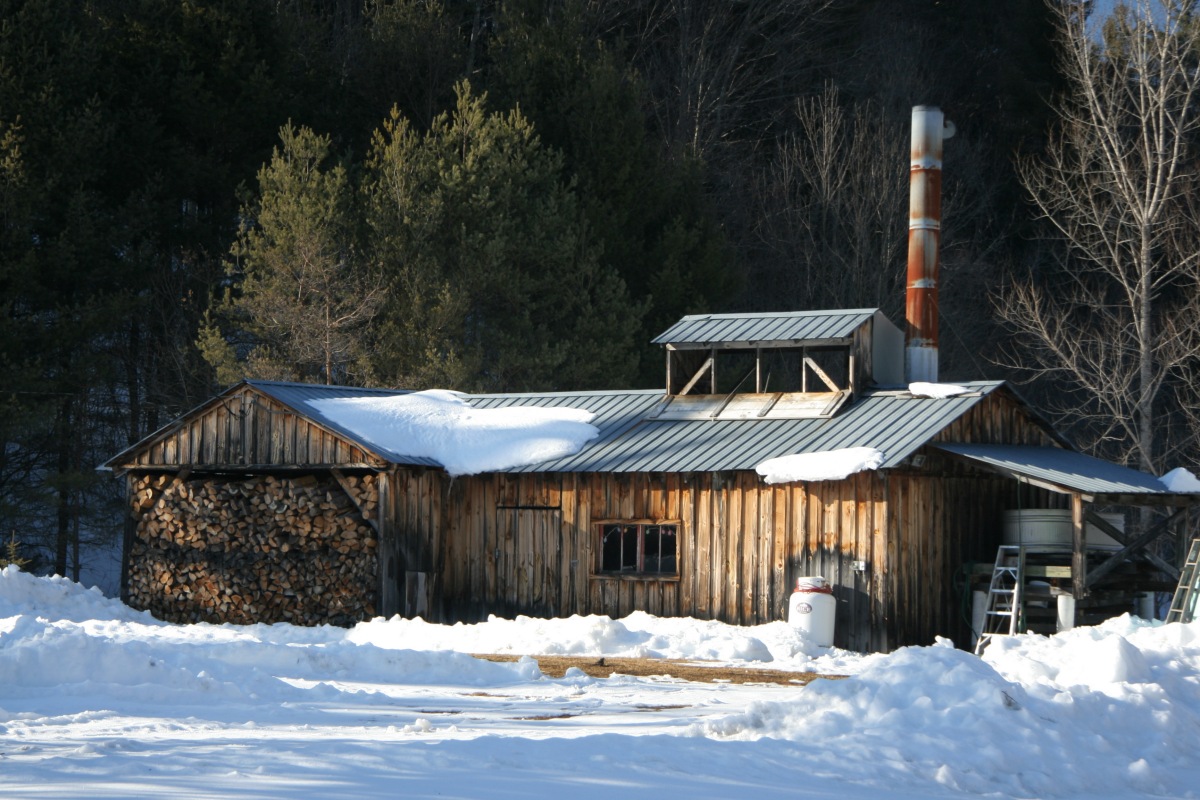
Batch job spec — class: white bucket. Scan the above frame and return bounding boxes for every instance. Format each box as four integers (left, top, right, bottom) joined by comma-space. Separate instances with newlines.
788, 576, 836, 647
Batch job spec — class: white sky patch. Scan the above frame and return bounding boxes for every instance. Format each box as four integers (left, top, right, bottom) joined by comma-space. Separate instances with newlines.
756, 446, 884, 485
1160, 467, 1200, 492
309, 390, 598, 476
909, 381, 970, 399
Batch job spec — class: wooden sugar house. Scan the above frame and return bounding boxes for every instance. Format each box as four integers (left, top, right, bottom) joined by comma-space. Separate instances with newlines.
102, 302, 1197, 651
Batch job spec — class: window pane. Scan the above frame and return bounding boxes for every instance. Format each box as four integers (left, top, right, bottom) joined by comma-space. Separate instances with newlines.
621, 526, 638, 571
660, 526, 677, 573
599, 523, 677, 575
643, 525, 678, 574
601, 525, 623, 572
643, 526, 661, 571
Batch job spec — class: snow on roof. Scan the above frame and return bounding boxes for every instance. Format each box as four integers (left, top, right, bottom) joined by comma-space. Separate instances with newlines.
755, 447, 885, 485
1160, 467, 1200, 493
308, 390, 599, 477
909, 381, 971, 399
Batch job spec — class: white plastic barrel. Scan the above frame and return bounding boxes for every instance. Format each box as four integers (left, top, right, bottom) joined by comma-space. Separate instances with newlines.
788, 576, 836, 647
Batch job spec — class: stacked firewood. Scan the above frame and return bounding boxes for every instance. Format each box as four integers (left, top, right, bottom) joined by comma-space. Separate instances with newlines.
127, 473, 379, 626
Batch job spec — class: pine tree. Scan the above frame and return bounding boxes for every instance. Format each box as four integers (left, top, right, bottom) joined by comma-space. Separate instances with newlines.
0, 534, 31, 571
364, 81, 640, 392
485, 4, 734, 385
202, 124, 384, 386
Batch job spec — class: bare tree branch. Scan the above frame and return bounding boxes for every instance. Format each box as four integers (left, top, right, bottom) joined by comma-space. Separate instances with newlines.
1000, 0, 1200, 472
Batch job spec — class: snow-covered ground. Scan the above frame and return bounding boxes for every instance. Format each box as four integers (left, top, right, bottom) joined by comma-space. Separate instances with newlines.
2, 567, 1198, 799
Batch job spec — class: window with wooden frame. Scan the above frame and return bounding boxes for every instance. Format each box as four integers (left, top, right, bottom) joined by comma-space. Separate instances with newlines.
596, 522, 678, 577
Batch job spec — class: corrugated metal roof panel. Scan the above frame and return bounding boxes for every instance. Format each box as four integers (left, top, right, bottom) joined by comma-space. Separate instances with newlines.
934, 443, 1174, 496
651, 309, 879, 346
471, 382, 1002, 473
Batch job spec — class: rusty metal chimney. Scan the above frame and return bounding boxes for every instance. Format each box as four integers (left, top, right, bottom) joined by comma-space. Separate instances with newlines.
905, 105, 954, 384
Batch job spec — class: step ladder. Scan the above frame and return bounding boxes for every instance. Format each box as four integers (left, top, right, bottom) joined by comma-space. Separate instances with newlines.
974, 545, 1024, 655
1167, 537, 1200, 624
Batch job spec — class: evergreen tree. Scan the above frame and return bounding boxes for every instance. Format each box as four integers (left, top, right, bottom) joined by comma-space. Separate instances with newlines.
364, 81, 639, 392
202, 125, 383, 386
485, 3, 733, 384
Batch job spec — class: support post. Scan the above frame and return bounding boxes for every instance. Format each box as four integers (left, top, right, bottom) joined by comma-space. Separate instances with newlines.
1071, 493, 1087, 602
121, 473, 136, 603
1181, 508, 1191, 570
376, 470, 401, 617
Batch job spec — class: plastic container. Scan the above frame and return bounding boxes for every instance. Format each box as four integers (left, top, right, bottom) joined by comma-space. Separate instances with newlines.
1002, 509, 1124, 550
788, 576, 836, 647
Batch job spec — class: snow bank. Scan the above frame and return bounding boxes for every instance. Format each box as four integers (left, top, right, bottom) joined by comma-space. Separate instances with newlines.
8, 569, 1200, 799
755, 447, 884, 485
1160, 466, 1200, 492
908, 381, 970, 399
0, 565, 153, 624
309, 390, 598, 476
701, 619, 1200, 797
0, 568, 540, 711
349, 610, 848, 667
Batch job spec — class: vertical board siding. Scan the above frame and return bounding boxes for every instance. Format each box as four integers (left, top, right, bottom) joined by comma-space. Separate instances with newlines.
884, 470, 1029, 649
124, 389, 380, 469
424, 468, 895, 649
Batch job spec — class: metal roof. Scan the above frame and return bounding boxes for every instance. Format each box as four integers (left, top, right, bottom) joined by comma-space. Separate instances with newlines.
934, 443, 1175, 497
651, 308, 881, 347
104, 378, 1022, 476
468, 382, 1002, 473
247, 379, 404, 404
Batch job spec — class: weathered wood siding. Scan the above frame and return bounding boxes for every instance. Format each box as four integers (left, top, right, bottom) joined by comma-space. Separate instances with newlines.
932, 388, 1061, 447
392, 469, 891, 650
116, 388, 384, 470
884, 470, 1005, 648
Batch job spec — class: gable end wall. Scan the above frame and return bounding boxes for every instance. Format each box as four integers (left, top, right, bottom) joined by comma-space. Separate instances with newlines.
117, 388, 383, 470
